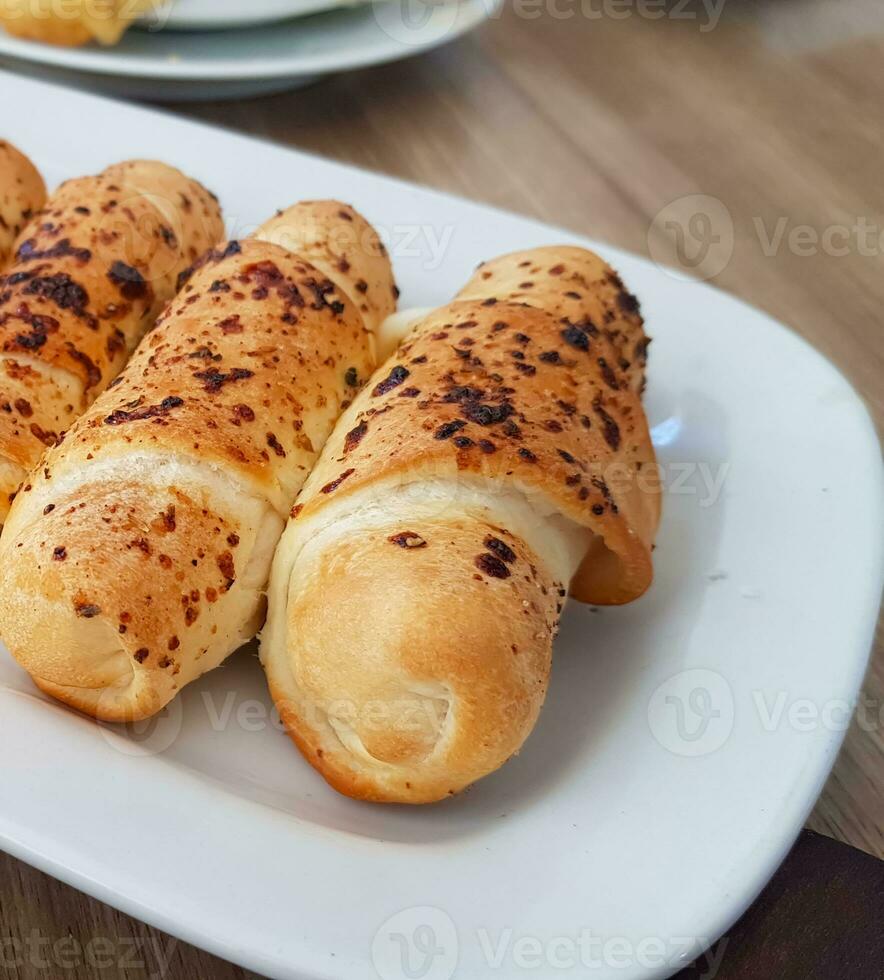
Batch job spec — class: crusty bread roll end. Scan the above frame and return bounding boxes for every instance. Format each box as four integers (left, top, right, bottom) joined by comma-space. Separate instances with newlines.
263, 477, 588, 802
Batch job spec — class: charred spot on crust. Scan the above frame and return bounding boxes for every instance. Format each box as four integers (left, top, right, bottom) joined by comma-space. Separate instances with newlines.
134, 648, 149, 664
518, 447, 538, 463
218, 241, 242, 259
65, 343, 101, 391
22, 273, 90, 318
217, 551, 236, 588
561, 323, 591, 351
107, 261, 149, 301
484, 536, 516, 564
539, 350, 562, 364
74, 601, 101, 618
462, 400, 514, 427
193, 367, 253, 392
344, 419, 368, 452
597, 357, 620, 390
232, 403, 255, 422
444, 385, 485, 403
435, 420, 466, 440
304, 276, 345, 315
154, 504, 176, 533
30, 423, 58, 446
52, 546, 67, 561
5, 310, 59, 351
475, 553, 511, 579
389, 531, 427, 549
593, 397, 621, 451
217, 315, 242, 334
266, 432, 286, 457
591, 476, 619, 513
617, 288, 641, 316
16, 237, 91, 264
478, 439, 497, 454
372, 365, 410, 397
104, 396, 184, 425
176, 265, 196, 290
321, 468, 355, 494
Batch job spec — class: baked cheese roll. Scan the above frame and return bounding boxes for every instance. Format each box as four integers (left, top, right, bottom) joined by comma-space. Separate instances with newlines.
0, 159, 222, 525
262, 257, 660, 803
0, 0, 159, 46
0, 140, 46, 267
0, 201, 396, 721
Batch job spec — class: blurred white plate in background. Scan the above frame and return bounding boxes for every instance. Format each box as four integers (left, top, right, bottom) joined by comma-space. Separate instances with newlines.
0, 0, 496, 100
149, 0, 355, 30
0, 72, 881, 980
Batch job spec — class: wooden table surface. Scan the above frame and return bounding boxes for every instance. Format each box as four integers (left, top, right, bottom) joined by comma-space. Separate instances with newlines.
1, 2, 882, 977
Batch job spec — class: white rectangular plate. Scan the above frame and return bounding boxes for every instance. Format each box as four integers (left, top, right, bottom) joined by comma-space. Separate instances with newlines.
1, 73, 881, 980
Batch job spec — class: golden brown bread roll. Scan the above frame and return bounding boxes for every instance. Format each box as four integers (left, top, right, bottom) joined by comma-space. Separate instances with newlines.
0, 140, 46, 268
0, 159, 222, 525
0, 201, 396, 721
0, 0, 159, 46
261, 247, 660, 803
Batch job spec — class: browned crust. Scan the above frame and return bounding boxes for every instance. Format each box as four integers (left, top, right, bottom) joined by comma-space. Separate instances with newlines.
0, 160, 223, 520
457, 246, 649, 395
44, 238, 374, 508
293, 300, 659, 604
256, 201, 397, 334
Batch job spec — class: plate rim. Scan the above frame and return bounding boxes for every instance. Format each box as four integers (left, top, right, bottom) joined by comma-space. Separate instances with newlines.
0, 0, 499, 81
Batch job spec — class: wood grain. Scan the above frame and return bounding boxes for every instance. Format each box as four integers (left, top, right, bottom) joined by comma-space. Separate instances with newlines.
0, 2, 881, 976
